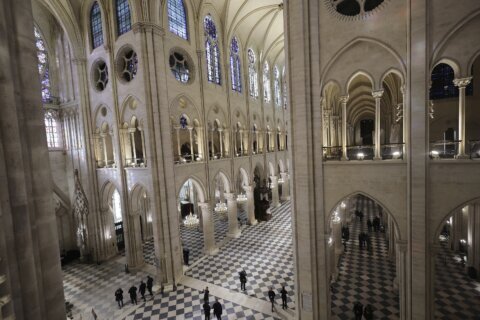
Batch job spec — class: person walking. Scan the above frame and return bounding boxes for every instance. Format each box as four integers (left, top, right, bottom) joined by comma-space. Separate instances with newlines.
91, 308, 97, 320
203, 286, 210, 303
239, 269, 247, 291
280, 286, 288, 310
183, 247, 190, 266
353, 302, 363, 320
203, 301, 211, 320
139, 280, 147, 302
212, 298, 222, 320
147, 276, 154, 296
363, 304, 373, 320
115, 288, 124, 308
128, 285, 138, 305
268, 287, 276, 312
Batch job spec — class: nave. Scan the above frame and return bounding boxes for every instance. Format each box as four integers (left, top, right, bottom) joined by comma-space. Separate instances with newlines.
62, 201, 294, 320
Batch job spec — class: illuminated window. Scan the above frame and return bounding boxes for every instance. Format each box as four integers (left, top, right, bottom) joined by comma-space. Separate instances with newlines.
230, 36, 242, 92
34, 26, 51, 103
167, 0, 188, 39
116, 0, 131, 36
274, 66, 281, 106
248, 49, 258, 98
112, 190, 123, 223
44, 110, 62, 149
204, 14, 221, 85
263, 62, 271, 103
90, 2, 103, 48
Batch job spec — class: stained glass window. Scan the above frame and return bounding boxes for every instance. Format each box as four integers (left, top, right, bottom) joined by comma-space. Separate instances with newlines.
204, 14, 221, 85
263, 62, 271, 103
112, 189, 123, 223
274, 66, 281, 106
248, 49, 258, 98
44, 110, 62, 148
34, 26, 51, 103
230, 37, 242, 92
283, 67, 288, 109
90, 2, 103, 48
169, 52, 190, 83
116, 0, 131, 36
168, 0, 188, 39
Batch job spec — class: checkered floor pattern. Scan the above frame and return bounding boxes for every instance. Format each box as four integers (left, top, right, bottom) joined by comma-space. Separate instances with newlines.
124, 284, 279, 320
142, 238, 155, 266
63, 260, 151, 320
331, 195, 399, 319
434, 243, 480, 319
181, 223, 205, 266
186, 200, 295, 309
214, 210, 229, 244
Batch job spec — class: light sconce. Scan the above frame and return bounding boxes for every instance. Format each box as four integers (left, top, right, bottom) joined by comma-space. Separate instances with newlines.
430, 150, 440, 159
357, 152, 365, 160
392, 151, 401, 159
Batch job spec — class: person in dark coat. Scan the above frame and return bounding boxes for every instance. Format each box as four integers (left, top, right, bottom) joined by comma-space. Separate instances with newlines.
239, 269, 247, 291
366, 234, 372, 251
128, 285, 138, 305
212, 298, 222, 320
268, 287, 276, 312
353, 302, 363, 320
183, 247, 190, 266
146, 276, 154, 296
203, 286, 209, 303
139, 280, 147, 302
358, 233, 363, 249
373, 216, 380, 232
115, 288, 124, 308
363, 304, 373, 320
203, 301, 211, 320
280, 286, 288, 309
367, 219, 373, 232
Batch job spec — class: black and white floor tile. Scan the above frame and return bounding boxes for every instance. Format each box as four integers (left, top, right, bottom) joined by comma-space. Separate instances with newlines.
124, 284, 279, 320
331, 195, 399, 320
214, 210, 229, 245
434, 243, 480, 320
186, 201, 295, 308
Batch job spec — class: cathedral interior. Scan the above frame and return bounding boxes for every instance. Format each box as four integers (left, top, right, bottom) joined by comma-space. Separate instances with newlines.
0, 0, 480, 319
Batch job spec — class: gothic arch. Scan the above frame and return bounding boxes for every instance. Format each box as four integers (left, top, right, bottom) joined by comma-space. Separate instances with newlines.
177, 176, 207, 203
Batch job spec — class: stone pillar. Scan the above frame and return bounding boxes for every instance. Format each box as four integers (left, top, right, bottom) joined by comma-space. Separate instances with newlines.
239, 129, 244, 155
453, 77, 472, 159
332, 219, 343, 256
452, 210, 462, 251
188, 127, 194, 161
138, 126, 146, 165
244, 185, 257, 225
127, 212, 144, 268
129, 129, 137, 164
199, 202, 217, 254
101, 133, 108, 167
340, 95, 349, 160
396, 240, 408, 320
175, 127, 181, 160
467, 204, 480, 271
372, 89, 384, 160
280, 172, 291, 200
218, 128, 223, 157
225, 193, 240, 238
270, 176, 280, 208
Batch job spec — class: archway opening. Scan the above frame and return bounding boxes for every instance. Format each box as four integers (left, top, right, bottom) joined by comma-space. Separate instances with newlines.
433, 202, 480, 319
111, 189, 124, 252
330, 194, 400, 319
380, 72, 404, 159
178, 178, 205, 267
213, 173, 230, 245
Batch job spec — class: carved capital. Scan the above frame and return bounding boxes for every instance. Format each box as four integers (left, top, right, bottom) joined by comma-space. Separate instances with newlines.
372, 89, 384, 99
339, 95, 349, 104
132, 22, 165, 36
453, 77, 472, 88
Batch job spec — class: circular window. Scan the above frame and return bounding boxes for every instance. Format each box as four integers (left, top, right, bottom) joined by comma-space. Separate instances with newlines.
116, 47, 138, 82
326, 0, 386, 18
169, 51, 191, 84
92, 59, 109, 91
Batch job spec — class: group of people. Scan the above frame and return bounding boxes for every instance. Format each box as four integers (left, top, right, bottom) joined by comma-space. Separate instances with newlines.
358, 232, 371, 250
114, 275, 154, 308
201, 287, 223, 320
353, 302, 374, 320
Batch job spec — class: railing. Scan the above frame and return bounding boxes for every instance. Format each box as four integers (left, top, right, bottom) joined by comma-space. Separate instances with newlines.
429, 140, 460, 159
323, 146, 342, 161
125, 158, 145, 167
210, 152, 228, 160
469, 140, 480, 159
381, 143, 404, 160
347, 145, 374, 160
96, 160, 116, 168
235, 150, 249, 157
174, 154, 203, 164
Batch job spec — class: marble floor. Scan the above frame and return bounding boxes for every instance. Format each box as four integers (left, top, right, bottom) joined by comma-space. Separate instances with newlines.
434, 243, 480, 319
331, 196, 399, 319
62, 201, 293, 320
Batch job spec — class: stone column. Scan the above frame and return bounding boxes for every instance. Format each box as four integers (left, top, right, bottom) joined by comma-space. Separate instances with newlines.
332, 218, 343, 256
239, 129, 244, 155
225, 193, 241, 238
126, 212, 144, 268
270, 175, 280, 208
199, 202, 217, 254
340, 95, 349, 160
280, 172, 290, 200
175, 127, 181, 161
129, 129, 137, 165
396, 240, 408, 320
244, 185, 257, 225
138, 126, 146, 165
372, 89, 384, 160
467, 204, 480, 271
218, 128, 223, 158
101, 133, 108, 167
188, 127, 194, 161
255, 131, 259, 153
453, 77, 472, 159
